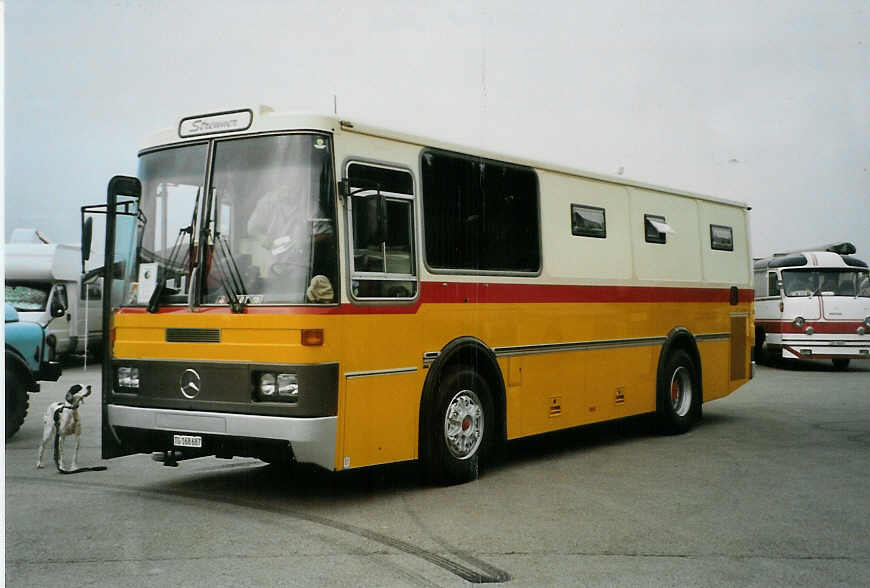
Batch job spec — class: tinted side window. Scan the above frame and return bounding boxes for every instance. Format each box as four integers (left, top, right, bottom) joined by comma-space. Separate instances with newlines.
571, 204, 606, 238
710, 224, 733, 251
421, 149, 540, 272
346, 162, 417, 300
644, 214, 668, 244
80, 280, 102, 299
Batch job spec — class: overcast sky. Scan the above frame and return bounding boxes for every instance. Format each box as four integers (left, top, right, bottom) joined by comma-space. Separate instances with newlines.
4, 0, 869, 261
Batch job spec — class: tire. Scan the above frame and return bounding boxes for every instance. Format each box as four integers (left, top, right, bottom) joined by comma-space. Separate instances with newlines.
832, 358, 850, 370
88, 342, 103, 363
656, 350, 700, 435
423, 365, 494, 485
5, 369, 29, 440
754, 328, 768, 366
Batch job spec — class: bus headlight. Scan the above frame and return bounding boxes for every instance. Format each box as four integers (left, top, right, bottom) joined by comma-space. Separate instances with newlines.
255, 372, 298, 402
804, 326, 814, 335
792, 316, 806, 328
864, 316, 870, 328
277, 373, 299, 399
117, 366, 139, 389
258, 373, 276, 397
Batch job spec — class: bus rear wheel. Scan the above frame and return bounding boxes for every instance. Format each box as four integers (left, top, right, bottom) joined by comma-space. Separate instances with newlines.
832, 358, 850, 370
424, 365, 493, 485
656, 350, 699, 435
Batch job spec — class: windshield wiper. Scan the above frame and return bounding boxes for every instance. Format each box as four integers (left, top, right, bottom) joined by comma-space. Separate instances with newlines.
212, 232, 247, 313
147, 225, 192, 313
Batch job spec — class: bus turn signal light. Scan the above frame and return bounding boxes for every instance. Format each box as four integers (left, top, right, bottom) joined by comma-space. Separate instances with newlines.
301, 329, 324, 346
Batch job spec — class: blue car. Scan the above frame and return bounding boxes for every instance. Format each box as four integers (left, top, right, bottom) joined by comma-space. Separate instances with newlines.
5, 303, 63, 439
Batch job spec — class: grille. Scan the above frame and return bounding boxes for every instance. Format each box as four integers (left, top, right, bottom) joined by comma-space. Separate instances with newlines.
166, 328, 221, 343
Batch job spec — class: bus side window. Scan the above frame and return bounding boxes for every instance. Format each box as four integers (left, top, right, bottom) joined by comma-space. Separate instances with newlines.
346, 162, 417, 300
768, 272, 779, 296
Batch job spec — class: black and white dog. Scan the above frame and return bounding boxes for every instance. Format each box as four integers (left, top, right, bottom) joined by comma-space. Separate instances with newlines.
36, 384, 104, 473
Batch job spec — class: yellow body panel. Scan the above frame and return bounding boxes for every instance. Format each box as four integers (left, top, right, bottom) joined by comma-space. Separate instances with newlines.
112, 298, 752, 470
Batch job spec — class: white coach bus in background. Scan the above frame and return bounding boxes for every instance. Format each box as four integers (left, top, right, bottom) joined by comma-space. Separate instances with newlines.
753, 242, 870, 369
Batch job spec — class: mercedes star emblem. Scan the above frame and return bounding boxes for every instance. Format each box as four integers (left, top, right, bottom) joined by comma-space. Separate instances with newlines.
179, 368, 202, 399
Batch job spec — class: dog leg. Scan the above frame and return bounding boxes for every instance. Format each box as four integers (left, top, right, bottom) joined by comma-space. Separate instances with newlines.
71, 432, 81, 471
57, 432, 65, 471
36, 414, 55, 468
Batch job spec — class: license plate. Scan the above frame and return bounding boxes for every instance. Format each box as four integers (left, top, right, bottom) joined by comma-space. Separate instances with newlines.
173, 434, 202, 448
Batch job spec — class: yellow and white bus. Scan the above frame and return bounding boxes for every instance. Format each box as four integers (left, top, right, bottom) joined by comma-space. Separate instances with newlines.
94, 107, 754, 484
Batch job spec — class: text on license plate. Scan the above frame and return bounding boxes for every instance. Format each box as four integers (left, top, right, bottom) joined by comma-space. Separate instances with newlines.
173, 434, 202, 448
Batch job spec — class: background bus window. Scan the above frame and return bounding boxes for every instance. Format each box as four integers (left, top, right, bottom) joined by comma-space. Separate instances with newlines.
768, 272, 779, 297
80, 279, 102, 300
347, 163, 417, 300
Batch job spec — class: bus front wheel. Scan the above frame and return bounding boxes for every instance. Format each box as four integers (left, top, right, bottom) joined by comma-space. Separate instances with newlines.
656, 350, 699, 435
424, 365, 494, 485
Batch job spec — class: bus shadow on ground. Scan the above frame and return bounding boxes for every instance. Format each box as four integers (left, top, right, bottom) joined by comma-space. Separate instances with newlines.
151, 411, 735, 501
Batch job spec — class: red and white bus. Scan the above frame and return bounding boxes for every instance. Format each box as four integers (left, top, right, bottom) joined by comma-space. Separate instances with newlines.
753, 243, 870, 368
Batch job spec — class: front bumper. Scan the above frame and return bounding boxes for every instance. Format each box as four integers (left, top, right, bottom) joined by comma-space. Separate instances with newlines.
38, 360, 62, 383
108, 405, 337, 470
780, 337, 870, 360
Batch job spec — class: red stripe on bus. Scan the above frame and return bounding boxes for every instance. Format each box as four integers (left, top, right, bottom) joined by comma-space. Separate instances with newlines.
421, 282, 754, 304
115, 283, 753, 316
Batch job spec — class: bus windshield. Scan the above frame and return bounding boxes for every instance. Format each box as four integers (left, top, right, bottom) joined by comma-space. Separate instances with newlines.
204, 133, 338, 305
133, 133, 338, 308
782, 269, 870, 297
136, 143, 208, 306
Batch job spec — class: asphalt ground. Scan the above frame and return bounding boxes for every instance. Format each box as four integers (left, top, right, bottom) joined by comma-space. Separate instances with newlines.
4, 358, 870, 587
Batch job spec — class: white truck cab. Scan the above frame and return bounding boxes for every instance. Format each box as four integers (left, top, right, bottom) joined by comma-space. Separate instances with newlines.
753, 242, 870, 369
4, 229, 103, 357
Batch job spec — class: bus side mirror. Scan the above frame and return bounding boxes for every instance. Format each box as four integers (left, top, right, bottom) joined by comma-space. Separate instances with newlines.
82, 216, 93, 267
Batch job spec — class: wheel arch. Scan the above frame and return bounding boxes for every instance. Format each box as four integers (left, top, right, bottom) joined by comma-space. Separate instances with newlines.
657, 327, 703, 410
419, 337, 507, 456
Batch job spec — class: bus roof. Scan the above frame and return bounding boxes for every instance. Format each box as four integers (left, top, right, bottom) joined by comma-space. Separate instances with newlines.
754, 250, 868, 270
140, 106, 750, 211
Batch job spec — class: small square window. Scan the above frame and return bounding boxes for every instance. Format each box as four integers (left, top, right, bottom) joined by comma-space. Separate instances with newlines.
571, 204, 606, 238
710, 224, 733, 251
644, 214, 670, 244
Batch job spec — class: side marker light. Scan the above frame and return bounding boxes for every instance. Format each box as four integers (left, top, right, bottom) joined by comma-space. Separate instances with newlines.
301, 329, 324, 346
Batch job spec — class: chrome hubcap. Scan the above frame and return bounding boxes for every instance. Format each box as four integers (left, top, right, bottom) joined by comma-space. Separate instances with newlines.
670, 366, 692, 417
444, 389, 484, 460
